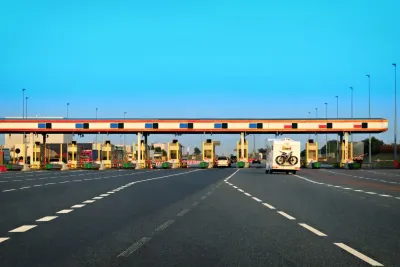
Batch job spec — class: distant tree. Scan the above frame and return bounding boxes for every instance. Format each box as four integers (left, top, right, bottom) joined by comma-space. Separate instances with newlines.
361, 137, 384, 155
162, 149, 167, 156
194, 147, 201, 155
150, 144, 155, 150
300, 149, 306, 157
154, 147, 162, 153
258, 148, 267, 154
320, 140, 339, 154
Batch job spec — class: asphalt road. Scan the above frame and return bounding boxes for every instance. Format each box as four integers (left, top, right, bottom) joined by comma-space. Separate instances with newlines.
0, 167, 399, 266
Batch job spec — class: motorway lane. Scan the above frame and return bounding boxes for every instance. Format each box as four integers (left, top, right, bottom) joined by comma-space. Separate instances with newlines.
117, 172, 363, 267
0, 167, 393, 266
302, 169, 400, 196
0, 169, 160, 235
0, 168, 224, 267
230, 168, 397, 266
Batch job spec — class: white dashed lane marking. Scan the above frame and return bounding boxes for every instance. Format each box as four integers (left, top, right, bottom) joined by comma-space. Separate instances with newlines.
9, 225, 37, 233
0, 237, 9, 243
334, 243, 383, 266
57, 209, 73, 214
154, 220, 175, 232
82, 200, 96, 203
299, 223, 327, 237
262, 203, 276, 209
93, 197, 103, 200
100, 194, 109, 197
177, 209, 189, 217
252, 197, 262, 202
277, 211, 296, 220
118, 237, 152, 257
244, 192, 252, 196
36, 216, 58, 222
71, 204, 85, 208
2, 189, 16, 192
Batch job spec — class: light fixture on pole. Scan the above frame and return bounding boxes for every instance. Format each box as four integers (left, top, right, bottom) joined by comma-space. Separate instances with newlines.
335, 96, 339, 162
393, 63, 397, 160
315, 108, 318, 153
349, 87, 354, 145
366, 74, 372, 164
325, 102, 328, 159
22, 88, 26, 119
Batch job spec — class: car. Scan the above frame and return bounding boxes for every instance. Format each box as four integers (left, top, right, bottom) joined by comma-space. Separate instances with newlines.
252, 158, 261, 164
230, 155, 237, 163
215, 156, 231, 168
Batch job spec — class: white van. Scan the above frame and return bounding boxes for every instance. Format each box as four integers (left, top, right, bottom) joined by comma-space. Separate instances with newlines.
265, 138, 300, 174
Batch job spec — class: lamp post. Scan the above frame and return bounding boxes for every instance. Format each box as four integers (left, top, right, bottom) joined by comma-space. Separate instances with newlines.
393, 63, 397, 160
25, 97, 28, 118
366, 74, 372, 164
349, 87, 353, 146
95, 108, 98, 153
308, 111, 311, 140
315, 108, 318, 154
336, 96, 339, 162
22, 89, 26, 119
67, 103, 70, 119
325, 102, 328, 159
124, 112, 127, 161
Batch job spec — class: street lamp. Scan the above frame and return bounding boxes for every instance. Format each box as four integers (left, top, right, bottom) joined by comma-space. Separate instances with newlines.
335, 96, 339, 162
325, 102, 328, 159
25, 97, 28, 118
315, 108, 318, 153
349, 87, 354, 145
393, 63, 397, 160
67, 103, 70, 119
366, 74, 372, 164
124, 112, 127, 161
95, 108, 98, 151
308, 111, 311, 139
22, 89, 26, 119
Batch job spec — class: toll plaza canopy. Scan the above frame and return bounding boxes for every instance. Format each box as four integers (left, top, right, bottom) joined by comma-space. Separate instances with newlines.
0, 118, 388, 134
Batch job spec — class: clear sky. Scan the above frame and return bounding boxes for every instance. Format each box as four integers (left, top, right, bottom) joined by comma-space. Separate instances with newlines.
1, 0, 399, 154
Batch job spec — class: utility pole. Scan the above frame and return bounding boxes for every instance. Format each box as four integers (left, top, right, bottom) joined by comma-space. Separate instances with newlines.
367, 74, 372, 164
393, 63, 397, 160
325, 102, 328, 160
349, 87, 354, 147
336, 95, 339, 162
315, 108, 318, 156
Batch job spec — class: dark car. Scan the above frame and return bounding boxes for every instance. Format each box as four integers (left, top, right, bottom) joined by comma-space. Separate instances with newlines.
252, 158, 261, 164
230, 155, 237, 163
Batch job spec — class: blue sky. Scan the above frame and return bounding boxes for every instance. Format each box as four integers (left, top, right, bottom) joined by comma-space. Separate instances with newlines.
1, 0, 399, 154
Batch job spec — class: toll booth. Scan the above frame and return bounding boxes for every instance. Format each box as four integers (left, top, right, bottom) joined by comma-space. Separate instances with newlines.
202, 139, 216, 168
237, 138, 249, 167
102, 141, 112, 168
305, 139, 318, 167
31, 142, 42, 169
341, 141, 354, 164
67, 141, 78, 169
134, 141, 146, 168
168, 140, 182, 168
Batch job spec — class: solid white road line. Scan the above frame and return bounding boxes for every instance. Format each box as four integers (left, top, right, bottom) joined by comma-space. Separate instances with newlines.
83, 200, 96, 203
244, 192, 252, 196
36, 216, 58, 222
71, 204, 85, 208
9, 225, 37, 233
154, 220, 175, 232
334, 243, 383, 266
177, 209, 189, 217
224, 169, 240, 181
0, 237, 9, 243
57, 209, 73, 214
118, 237, 152, 257
277, 211, 296, 220
298, 223, 327, 237
262, 203, 276, 209
252, 197, 262, 202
